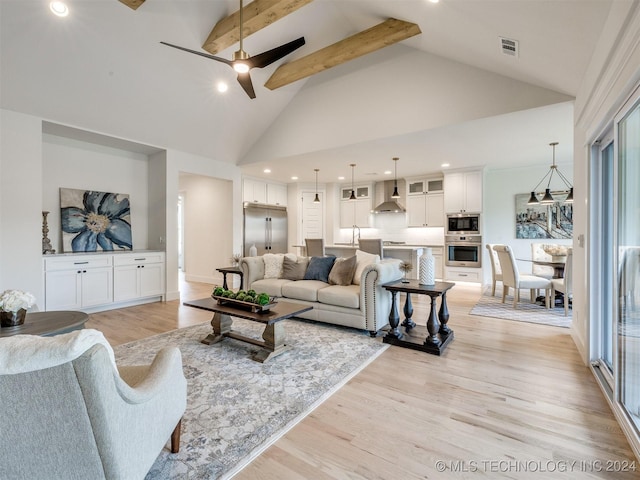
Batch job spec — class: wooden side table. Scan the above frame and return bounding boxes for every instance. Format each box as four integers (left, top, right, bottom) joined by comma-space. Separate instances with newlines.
381, 280, 455, 356
0, 311, 89, 338
216, 266, 244, 290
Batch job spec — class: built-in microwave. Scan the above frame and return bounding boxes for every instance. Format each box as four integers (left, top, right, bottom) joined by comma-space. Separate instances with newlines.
446, 213, 480, 235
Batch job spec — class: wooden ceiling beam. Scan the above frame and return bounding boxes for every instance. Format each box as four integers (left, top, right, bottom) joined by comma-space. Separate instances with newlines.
202, 0, 314, 55
265, 18, 421, 91
118, 0, 146, 10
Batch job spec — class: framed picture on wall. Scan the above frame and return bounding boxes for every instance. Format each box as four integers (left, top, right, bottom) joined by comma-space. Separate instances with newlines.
60, 188, 133, 252
515, 192, 573, 239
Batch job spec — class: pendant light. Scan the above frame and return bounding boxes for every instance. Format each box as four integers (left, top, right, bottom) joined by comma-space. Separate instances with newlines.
349, 164, 357, 200
527, 142, 573, 205
313, 169, 320, 203
391, 157, 400, 198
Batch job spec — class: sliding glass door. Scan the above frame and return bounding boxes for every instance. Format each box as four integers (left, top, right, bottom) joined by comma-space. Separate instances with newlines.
616, 98, 640, 430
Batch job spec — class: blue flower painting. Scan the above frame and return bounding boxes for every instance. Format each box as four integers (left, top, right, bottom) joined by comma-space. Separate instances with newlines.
60, 188, 133, 252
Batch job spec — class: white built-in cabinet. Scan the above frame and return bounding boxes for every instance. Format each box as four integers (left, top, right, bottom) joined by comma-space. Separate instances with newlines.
44, 252, 165, 312
113, 253, 165, 302
443, 170, 483, 213
339, 184, 372, 228
242, 178, 287, 206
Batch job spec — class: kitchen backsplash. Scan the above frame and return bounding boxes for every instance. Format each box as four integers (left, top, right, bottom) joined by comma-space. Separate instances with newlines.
336, 213, 445, 246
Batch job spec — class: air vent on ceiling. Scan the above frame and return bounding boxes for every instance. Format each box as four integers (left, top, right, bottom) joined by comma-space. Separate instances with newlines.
499, 36, 519, 58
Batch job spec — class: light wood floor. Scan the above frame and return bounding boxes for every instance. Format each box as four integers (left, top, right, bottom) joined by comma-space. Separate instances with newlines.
87, 279, 638, 479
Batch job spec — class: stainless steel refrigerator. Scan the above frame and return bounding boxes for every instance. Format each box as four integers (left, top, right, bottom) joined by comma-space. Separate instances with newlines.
243, 203, 288, 256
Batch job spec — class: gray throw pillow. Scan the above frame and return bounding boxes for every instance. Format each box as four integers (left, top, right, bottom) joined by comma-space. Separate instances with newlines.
329, 255, 357, 286
282, 256, 309, 280
303, 256, 336, 283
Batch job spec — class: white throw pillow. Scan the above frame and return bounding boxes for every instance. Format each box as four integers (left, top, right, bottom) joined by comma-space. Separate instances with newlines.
352, 249, 380, 285
263, 253, 287, 279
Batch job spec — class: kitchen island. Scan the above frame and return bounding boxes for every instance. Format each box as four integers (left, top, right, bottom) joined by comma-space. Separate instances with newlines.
325, 244, 443, 280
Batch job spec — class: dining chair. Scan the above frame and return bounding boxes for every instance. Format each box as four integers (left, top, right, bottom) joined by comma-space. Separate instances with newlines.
494, 245, 551, 309
485, 244, 503, 296
550, 247, 573, 316
531, 243, 555, 279
305, 238, 325, 257
358, 238, 384, 258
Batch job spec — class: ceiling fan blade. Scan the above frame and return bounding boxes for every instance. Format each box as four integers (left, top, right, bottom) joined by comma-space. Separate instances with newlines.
246, 37, 305, 70
160, 41, 233, 67
237, 73, 256, 99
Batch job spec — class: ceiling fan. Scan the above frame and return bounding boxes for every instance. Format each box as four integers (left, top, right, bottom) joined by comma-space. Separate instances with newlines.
161, 0, 305, 99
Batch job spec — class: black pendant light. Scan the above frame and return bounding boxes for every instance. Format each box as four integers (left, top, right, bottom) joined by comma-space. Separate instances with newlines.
313, 169, 320, 203
391, 157, 400, 198
349, 164, 357, 200
527, 142, 573, 205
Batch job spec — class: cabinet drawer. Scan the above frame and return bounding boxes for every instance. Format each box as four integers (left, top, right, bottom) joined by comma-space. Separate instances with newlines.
446, 269, 481, 282
113, 253, 164, 266
45, 255, 112, 271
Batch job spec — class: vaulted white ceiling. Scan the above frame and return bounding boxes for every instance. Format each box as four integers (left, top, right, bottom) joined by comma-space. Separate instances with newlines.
0, 0, 612, 183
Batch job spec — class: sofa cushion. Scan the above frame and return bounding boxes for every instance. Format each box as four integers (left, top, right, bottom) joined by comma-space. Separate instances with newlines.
353, 250, 380, 285
282, 280, 329, 302
303, 256, 336, 283
317, 285, 360, 309
263, 253, 288, 279
282, 255, 309, 280
328, 255, 357, 286
250, 278, 293, 297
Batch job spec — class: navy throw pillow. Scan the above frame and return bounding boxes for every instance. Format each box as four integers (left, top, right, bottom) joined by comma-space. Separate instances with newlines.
303, 256, 336, 283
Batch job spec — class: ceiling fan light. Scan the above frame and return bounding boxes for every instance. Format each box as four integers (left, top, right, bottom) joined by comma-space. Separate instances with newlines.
527, 192, 539, 205
233, 62, 250, 74
540, 189, 555, 204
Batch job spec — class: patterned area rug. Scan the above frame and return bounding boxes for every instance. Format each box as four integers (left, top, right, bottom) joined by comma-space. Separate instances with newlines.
113, 319, 388, 479
469, 287, 572, 328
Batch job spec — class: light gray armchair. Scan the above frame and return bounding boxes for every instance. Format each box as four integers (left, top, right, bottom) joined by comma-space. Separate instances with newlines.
0, 330, 186, 480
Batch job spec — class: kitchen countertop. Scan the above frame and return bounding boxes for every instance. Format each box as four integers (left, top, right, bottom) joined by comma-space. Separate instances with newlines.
326, 244, 443, 250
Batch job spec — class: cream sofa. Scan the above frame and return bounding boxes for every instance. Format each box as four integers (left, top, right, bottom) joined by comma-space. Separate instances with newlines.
240, 254, 402, 336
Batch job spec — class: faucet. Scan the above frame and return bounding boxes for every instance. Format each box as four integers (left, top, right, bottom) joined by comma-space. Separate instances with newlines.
352, 225, 361, 246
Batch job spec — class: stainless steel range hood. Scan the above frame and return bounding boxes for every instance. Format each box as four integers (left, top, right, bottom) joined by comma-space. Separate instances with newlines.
373, 180, 406, 213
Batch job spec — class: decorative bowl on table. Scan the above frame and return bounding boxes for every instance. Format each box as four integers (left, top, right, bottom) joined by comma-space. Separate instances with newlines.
542, 245, 568, 262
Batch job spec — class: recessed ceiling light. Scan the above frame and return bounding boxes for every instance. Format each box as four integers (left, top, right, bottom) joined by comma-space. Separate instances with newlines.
428, 0, 440, 4
50, 1, 69, 17
291, 176, 298, 180
263, 169, 271, 173
384, 170, 392, 175
441, 163, 450, 168
216, 81, 228, 93
338, 176, 345, 180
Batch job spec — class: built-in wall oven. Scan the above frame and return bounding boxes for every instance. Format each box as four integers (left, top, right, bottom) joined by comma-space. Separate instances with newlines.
446, 213, 480, 235
445, 235, 482, 267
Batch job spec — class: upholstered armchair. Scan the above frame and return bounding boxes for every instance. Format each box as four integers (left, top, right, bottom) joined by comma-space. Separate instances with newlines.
0, 329, 186, 480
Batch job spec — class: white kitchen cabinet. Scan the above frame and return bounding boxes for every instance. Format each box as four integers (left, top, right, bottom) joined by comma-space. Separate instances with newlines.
113, 253, 165, 302
339, 184, 372, 228
431, 247, 444, 280
444, 170, 483, 213
266, 183, 287, 206
406, 193, 444, 227
445, 266, 481, 283
242, 178, 267, 204
406, 177, 444, 195
44, 255, 113, 310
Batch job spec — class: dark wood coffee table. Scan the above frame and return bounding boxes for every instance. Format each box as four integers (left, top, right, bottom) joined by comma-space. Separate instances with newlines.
183, 297, 313, 363
382, 280, 455, 356
0, 311, 89, 338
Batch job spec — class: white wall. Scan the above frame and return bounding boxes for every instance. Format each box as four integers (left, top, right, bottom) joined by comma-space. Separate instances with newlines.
179, 173, 234, 286
483, 164, 573, 286
0, 110, 43, 303
42, 134, 150, 253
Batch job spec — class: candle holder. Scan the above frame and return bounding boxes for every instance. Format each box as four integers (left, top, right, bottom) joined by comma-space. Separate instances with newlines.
42, 211, 56, 255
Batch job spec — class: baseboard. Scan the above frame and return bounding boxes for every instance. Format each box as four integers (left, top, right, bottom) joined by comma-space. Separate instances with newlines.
185, 273, 216, 284
165, 290, 180, 302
